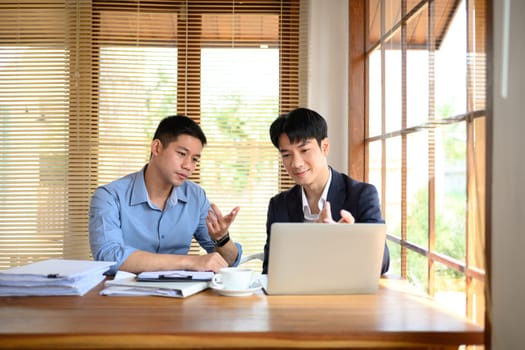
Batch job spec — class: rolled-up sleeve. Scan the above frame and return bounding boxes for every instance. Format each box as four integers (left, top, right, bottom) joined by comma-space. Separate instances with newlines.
89, 186, 135, 274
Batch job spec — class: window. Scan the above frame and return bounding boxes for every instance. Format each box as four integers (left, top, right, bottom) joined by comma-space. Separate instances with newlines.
0, 0, 301, 273
350, 0, 487, 326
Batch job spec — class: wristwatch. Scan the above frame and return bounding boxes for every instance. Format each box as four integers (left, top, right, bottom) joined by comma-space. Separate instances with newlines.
213, 232, 230, 247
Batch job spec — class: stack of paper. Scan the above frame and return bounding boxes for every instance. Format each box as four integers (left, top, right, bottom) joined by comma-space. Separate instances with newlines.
0, 259, 115, 296
101, 270, 211, 298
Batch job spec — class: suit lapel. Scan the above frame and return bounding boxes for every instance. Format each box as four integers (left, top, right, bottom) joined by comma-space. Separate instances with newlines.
287, 185, 305, 222
327, 169, 346, 220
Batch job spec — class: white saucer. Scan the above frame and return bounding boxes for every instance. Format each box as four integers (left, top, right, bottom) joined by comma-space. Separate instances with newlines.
210, 281, 262, 297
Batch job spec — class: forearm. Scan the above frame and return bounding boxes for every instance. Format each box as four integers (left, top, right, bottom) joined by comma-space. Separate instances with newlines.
215, 240, 240, 266
119, 250, 196, 273
205, 203, 242, 266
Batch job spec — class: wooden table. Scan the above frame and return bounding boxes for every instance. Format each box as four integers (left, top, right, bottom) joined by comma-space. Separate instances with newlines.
0, 278, 483, 349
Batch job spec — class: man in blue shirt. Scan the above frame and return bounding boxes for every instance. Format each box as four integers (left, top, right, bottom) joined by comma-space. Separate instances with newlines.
89, 115, 242, 275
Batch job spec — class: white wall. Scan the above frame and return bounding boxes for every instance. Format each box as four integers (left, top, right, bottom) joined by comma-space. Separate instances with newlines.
491, 1, 525, 349
307, 0, 349, 173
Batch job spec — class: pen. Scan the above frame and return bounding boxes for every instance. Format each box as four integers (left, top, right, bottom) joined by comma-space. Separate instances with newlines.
158, 273, 193, 280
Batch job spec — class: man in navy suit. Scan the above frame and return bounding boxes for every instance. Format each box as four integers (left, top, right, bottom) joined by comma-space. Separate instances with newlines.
262, 107, 390, 274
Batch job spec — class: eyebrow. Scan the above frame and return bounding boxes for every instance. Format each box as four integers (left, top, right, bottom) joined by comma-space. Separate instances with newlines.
279, 139, 311, 153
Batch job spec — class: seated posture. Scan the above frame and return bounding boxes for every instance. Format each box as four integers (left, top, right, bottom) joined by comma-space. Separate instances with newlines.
89, 115, 242, 275
263, 107, 390, 274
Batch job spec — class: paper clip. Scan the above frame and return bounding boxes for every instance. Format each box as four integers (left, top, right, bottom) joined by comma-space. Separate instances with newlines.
158, 272, 193, 280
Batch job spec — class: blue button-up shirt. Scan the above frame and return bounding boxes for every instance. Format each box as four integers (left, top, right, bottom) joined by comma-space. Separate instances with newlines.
88, 166, 242, 274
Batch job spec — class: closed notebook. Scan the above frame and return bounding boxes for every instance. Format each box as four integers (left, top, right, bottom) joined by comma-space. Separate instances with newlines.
264, 222, 387, 295
102, 271, 209, 298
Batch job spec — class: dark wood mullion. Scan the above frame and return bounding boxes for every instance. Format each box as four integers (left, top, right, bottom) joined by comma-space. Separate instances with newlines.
279, 0, 300, 114
348, 0, 366, 181
67, 2, 96, 258
177, 6, 201, 122
465, 0, 488, 324
484, 0, 493, 342
465, 0, 475, 320
176, 4, 202, 255
278, 0, 299, 192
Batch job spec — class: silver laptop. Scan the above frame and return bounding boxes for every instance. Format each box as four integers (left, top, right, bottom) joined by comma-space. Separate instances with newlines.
263, 222, 386, 295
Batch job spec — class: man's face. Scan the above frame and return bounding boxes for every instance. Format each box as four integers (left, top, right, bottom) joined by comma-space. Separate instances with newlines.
278, 133, 329, 187
151, 134, 203, 187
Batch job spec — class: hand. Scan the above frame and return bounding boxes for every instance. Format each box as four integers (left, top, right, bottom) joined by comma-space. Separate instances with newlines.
317, 201, 336, 223
316, 201, 355, 224
206, 203, 240, 240
338, 209, 355, 224
190, 252, 228, 272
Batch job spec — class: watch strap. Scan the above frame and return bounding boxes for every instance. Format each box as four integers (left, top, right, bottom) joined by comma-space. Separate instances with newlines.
213, 232, 230, 247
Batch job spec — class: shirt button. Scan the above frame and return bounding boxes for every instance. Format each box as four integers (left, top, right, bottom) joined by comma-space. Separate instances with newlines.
161, 235, 165, 239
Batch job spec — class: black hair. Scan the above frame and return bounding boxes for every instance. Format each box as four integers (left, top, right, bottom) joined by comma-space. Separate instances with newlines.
153, 115, 207, 147
269, 107, 328, 149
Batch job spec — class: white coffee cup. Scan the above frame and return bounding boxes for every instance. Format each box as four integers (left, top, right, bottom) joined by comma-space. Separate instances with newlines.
211, 267, 253, 290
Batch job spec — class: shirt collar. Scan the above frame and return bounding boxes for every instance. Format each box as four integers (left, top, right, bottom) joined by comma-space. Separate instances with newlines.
301, 167, 332, 222
130, 166, 149, 206
130, 165, 183, 209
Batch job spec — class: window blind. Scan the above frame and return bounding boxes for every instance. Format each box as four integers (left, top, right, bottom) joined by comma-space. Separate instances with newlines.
0, 0, 95, 268
0, 0, 302, 272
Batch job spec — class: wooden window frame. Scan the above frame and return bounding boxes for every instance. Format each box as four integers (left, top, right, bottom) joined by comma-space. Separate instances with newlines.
349, 0, 487, 326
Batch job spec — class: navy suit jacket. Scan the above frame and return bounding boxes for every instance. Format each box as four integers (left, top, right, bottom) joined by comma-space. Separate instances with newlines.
263, 168, 390, 275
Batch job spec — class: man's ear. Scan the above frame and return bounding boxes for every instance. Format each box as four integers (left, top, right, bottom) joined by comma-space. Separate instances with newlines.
321, 138, 329, 155
150, 139, 162, 157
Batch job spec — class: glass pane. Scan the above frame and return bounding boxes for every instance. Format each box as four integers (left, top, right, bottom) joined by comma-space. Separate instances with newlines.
200, 48, 279, 272
384, 31, 402, 133
386, 240, 401, 277
406, 4, 429, 128
369, 0, 419, 46
433, 261, 466, 317
434, 122, 466, 260
407, 249, 428, 293
407, 0, 425, 17
367, 0, 381, 45
434, 0, 467, 119
385, 137, 401, 238
467, 0, 487, 111
406, 131, 428, 246
0, 46, 69, 267
368, 139, 382, 207
98, 46, 178, 184
368, 47, 382, 137
384, 0, 401, 34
